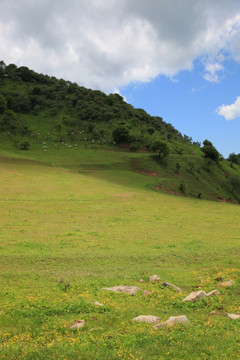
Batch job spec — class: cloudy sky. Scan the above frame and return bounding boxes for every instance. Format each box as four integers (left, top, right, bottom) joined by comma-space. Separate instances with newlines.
1, 0, 240, 156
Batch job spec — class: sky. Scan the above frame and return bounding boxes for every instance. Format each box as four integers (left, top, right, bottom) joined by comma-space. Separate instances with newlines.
1, 0, 240, 157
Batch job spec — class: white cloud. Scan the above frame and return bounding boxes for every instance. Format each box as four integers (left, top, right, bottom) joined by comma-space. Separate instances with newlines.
203, 62, 224, 83
1, 0, 240, 91
217, 96, 240, 120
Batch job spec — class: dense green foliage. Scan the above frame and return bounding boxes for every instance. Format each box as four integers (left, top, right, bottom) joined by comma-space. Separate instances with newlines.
0, 60, 185, 151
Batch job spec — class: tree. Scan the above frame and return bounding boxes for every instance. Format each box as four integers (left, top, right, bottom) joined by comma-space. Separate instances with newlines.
201, 140, 219, 163
0, 110, 18, 133
151, 140, 169, 160
229, 175, 240, 194
203, 139, 213, 147
0, 60, 6, 78
20, 141, 30, 150
0, 94, 7, 114
147, 127, 155, 135
227, 153, 240, 165
112, 127, 130, 143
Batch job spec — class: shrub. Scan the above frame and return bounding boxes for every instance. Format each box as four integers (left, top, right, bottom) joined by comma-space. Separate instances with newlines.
151, 140, 169, 160
112, 127, 130, 143
20, 141, 30, 150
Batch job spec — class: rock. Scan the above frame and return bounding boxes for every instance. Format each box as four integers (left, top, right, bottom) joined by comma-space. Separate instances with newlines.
220, 281, 233, 288
182, 289, 221, 302
143, 290, 154, 297
138, 279, 145, 283
206, 290, 221, 297
150, 275, 160, 283
102, 286, 140, 295
94, 301, 103, 307
153, 315, 190, 329
162, 281, 182, 293
227, 313, 240, 320
69, 320, 85, 329
133, 315, 161, 324
182, 290, 207, 302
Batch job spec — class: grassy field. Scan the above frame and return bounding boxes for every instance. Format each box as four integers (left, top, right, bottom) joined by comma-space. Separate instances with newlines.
0, 148, 240, 360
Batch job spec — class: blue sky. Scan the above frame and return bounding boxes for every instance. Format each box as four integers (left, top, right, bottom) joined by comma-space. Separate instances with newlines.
121, 58, 240, 157
1, 0, 240, 158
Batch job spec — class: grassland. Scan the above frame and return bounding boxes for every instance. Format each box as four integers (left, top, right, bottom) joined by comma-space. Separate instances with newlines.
0, 148, 239, 360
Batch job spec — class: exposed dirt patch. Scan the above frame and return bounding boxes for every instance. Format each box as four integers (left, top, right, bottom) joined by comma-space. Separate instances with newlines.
113, 193, 132, 198
216, 197, 235, 204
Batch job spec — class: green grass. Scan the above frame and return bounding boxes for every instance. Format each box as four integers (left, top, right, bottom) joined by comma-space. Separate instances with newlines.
0, 149, 239, 360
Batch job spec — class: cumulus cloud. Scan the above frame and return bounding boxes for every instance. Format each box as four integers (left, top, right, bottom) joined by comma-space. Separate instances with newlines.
217, 97, 240, 120
0, 0, 240, 91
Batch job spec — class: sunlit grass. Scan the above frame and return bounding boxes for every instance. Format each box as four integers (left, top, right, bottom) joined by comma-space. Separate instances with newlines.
0, 151, 239, 360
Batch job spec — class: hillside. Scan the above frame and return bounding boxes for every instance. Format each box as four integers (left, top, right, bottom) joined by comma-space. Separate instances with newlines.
0, 60, 240, 203
0, 153, 239, 360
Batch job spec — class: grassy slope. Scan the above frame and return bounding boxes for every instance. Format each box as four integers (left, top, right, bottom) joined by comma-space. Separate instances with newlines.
0, 150, 239, 360
1, 72, 240, 203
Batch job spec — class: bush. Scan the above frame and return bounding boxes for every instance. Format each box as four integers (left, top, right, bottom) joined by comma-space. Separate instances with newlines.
20, 141, 30, 150
151, 140, 169, 160
201, 140, 219, 163
112, 127, 130, 143
179, 183, 186, 195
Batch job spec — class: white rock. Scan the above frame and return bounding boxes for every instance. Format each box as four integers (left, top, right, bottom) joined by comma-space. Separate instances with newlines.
133, 315, 161, 324
206, 290, 221, 297
227, 313, 240, 320
220, 281, 233, 288
162, 281, 182, 293
182, 290, 207, 302
153, 315, 190, 329
69, 320, 85, 329
102, 286, 140, 295
150, 275, 160, 283
94, 301, 103, 307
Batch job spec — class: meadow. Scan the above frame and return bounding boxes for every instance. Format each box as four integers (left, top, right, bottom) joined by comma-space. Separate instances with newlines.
0, 148, 239, 360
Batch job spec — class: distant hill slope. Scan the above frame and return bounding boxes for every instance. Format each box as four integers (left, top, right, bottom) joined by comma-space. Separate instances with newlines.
0, 60, 240, 203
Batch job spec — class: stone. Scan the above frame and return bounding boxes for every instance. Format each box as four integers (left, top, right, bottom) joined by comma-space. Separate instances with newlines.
138, 279, 145, 283
94, 301, 103, 307
133, 315, 161, 324
102, 286, 140, 295
227, 313, 240, 320
153, 315, 190, 329
150, 275, 160, 283
220, 281, 233, 288
68, 320, 85, 329
206, 290, 221, 297
182, 290, 207, 302
162, 281, 182, 293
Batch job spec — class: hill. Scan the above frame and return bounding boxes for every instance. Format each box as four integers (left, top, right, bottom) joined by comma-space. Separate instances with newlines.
0, 60, 240, 203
